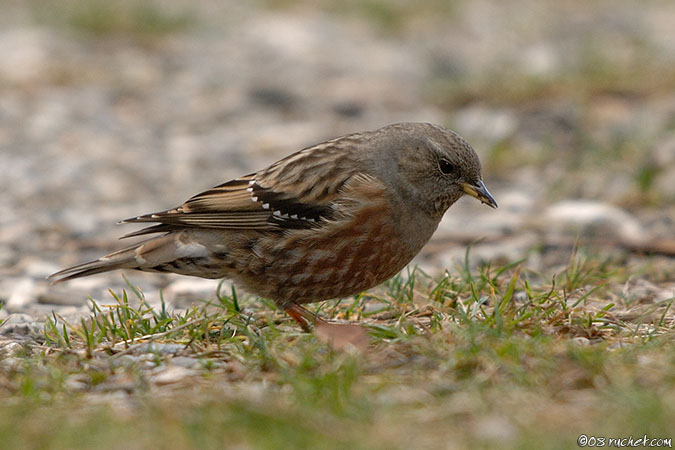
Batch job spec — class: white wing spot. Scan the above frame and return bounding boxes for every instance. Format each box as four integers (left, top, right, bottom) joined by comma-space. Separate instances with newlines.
248, 180, 256, 185
262, 203, 270, 210
176, 241, 208, 258
246, 187, 254, 192
290, 214, 298, 219
273, 210, 282, 217
251, 196, 258, 202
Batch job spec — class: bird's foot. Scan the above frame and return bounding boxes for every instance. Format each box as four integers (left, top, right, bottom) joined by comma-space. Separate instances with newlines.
284, 303, 316, 333
314, 320, 369, 351
285, 304, 368, 351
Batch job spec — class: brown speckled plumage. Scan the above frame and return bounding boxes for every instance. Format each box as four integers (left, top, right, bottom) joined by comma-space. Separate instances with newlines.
49, 122, 497, 329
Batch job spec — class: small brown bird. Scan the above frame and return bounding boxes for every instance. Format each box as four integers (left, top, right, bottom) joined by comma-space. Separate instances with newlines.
49, 122, 497, 332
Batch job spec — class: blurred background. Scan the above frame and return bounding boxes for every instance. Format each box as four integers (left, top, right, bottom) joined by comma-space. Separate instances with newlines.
1, 0, 674, 319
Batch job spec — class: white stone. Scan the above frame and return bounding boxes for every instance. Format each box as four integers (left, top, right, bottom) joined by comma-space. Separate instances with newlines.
0, 28, 50, 83
6, 278, 36, 310
543, 200, 646, 244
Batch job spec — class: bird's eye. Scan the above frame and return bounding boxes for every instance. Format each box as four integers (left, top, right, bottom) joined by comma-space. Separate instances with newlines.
438, 158, 457, 175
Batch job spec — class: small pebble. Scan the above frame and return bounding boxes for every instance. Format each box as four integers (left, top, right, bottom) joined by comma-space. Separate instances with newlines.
571, 337, 591, 346
152, 366, 196, 385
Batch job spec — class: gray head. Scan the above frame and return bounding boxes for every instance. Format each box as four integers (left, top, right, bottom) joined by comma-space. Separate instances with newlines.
371, 122, 497, 219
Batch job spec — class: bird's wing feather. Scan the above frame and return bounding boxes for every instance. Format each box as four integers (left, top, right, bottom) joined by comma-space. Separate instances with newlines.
121, 137, 367, 232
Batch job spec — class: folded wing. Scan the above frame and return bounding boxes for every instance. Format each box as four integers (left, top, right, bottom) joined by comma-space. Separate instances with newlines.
121, 138, 364, 237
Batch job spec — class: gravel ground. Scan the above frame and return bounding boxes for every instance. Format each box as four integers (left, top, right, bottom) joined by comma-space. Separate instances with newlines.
1, 0, 674, 338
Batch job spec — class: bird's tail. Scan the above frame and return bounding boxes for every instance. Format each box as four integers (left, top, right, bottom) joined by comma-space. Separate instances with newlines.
48, 234, 183, 283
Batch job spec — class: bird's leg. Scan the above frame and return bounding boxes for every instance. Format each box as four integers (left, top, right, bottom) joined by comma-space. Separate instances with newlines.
286, 303, 369, 350
284, 303, 323, 332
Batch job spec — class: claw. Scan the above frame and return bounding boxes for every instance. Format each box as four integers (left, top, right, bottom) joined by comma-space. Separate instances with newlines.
285, 303, 318, 332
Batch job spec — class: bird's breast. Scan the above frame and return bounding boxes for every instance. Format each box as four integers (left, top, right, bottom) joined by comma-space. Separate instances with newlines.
239, 196, 432, 307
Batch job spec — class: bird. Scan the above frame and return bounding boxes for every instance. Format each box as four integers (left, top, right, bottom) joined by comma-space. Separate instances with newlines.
49, 122, 497, 334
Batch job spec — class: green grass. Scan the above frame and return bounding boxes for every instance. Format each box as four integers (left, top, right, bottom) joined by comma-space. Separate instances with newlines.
28, 0, 195, 39
263, 0, 460, 34
1, 251, 673, 449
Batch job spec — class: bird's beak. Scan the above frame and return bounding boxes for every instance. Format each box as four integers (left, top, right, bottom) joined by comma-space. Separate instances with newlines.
461, 180, 498, 209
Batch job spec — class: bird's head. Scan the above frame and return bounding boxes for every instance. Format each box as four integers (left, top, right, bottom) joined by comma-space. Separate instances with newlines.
384, 123, 498, 219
